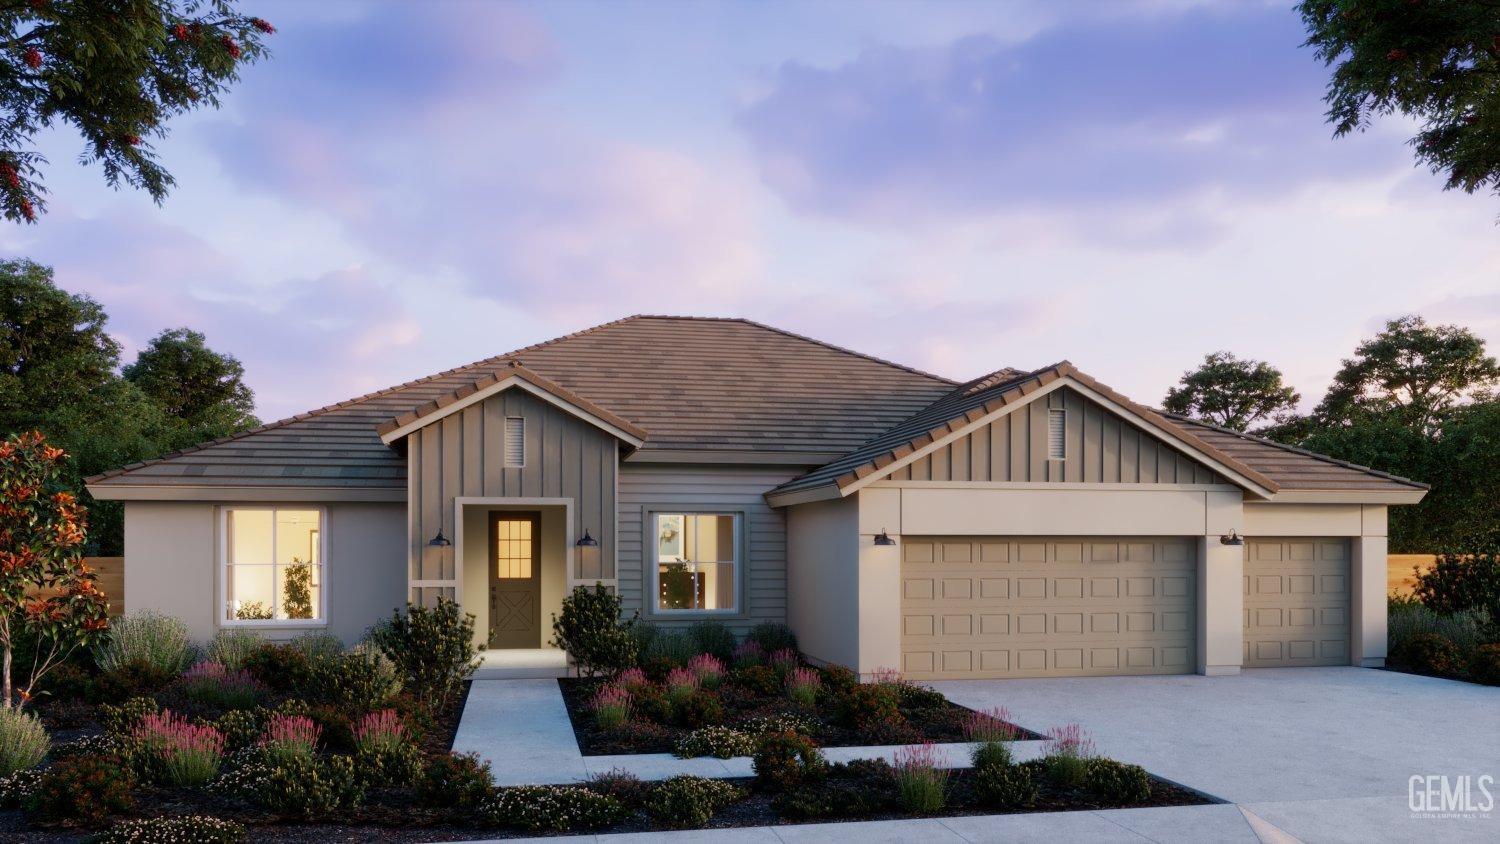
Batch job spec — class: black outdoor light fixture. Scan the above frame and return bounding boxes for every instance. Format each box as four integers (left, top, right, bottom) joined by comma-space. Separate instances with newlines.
576, 529, 599, 548
428, 529, 452, 547
874, 529, 896, 546
1219, 530, 1245, 546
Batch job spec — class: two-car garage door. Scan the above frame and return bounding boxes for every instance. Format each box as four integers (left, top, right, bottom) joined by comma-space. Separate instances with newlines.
900, 537, 1196, 680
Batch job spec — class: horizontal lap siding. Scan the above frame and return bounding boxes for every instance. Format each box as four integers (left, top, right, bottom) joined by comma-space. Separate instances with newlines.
891, 387, 1223, 485
618, 465, 799, 633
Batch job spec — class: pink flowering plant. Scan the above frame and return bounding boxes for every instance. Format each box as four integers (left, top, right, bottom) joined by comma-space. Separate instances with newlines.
784, 667, 821, 707
179, 660, 266, 710
870, 667, 903, 685
132, 710, 226, 787
590, 684, 632, 730
1043, 723, 1096, 786
768, 648, 799, 677
893, 742, 948, 813
616, 667, 649, 690
664, 667, 699, 705
686, 654, 725, 689
962, 706, 1020, 744
259, 714, 321, 766
352, 709, 407, 754
732, 640, 764, 668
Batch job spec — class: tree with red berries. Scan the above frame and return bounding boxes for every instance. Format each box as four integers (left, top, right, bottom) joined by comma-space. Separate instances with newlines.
1299, 0, 1500, 204
0, 431, 110, 708
0, 1, 276, 223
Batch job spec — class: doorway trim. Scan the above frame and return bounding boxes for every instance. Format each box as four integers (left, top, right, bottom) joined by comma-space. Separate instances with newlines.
488, 511, 542, 648
453, 497, 576, 623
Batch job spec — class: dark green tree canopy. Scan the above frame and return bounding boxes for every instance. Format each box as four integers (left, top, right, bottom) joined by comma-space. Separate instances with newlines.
1162, 351, 1301, 432
1299, 0, 1500, 200
0, 258, 119, 432
0, 0, 274, 223
1314, 314, 1499, 430
124, 326, 257, 443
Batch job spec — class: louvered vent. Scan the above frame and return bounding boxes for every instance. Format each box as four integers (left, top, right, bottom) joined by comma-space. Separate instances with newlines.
504, 417, 525, 467
1047, 409, 1066, 460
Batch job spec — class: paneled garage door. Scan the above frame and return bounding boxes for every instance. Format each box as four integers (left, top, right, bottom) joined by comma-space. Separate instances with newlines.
900, 537, 1196, 680
1243, 538, 1350, 667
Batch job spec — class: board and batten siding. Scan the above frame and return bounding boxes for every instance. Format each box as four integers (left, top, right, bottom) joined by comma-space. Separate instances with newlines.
888, 387, 1223, 485
406, 388, 620, 604
618, 465, 800, 632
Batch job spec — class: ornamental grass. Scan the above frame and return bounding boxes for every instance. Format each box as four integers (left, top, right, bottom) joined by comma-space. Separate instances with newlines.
259, 714, 320, 766
784, 667, 821, 707
893, 742, 948, 813
686, 654, 725, 689
589, 684, 632, 730
133, 710, 226, 787
352, 709, 407, 754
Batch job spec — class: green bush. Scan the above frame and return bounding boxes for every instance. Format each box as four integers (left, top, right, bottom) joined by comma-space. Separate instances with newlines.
970, 762, 1037, 809
0, 768, 41, 810
1414, 551, 1500, 615
370, 599, 480, 712
643, 629, 697, 668
242, 643, 313, 692
970, 740, 1012, 772
30, 752, 136, 827
834, 682, 901, 730
418, 752, 494, 809
1391, 632, 1466, 676
483, 784, 628, 831
1389, 599, 1490, 658
687, 620, 736, 662
355, 741, 425, 789
753, 730, 827, 792
100, 696, 159, 736
288, 631, 344, 662
92, 815, 247, 843
307, 646, 402, 710
746, 622, 798, 654
0, 707, 49, 776
1471, 643, 1500, 685
584, 767, 649, 808
214, 709, 265, 751
260, 754, 363, 816
205, 630, 263, 672
645, 775, 743, 829
774, 777, 887, 820
94, 611, 195, 676
550, 585, 637, 677
1084, 757, 1152, 804
732, 664, 779, 696
674, 725, 756, 759
673, 689, 725, 728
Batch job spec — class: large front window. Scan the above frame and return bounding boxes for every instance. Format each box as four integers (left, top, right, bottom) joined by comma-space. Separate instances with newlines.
654, 513, 738, 613
222, 507, 324, 624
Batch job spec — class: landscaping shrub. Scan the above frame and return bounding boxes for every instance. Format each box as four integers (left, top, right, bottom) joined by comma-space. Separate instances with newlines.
893, 742, 947, 814
258, 714, 320, 766
177, 662, 267, 711
1085, 757, 1152, 803
51, 733, 118, 759
31, 751, 135, 827
214, 709, 265, 751
36, 661, 93, 702
1390, 632, 1465, 676
1471, 643, 1500, 685
741, 712, 816, 737
819, 664, 859, 696
644, 775, 743, 829
590, 684, 632, 730
834, 681, 900, 730
483, 784, 627, 831
674, 689, 725, 728
584, 767, 649, 808
768, 647, 799, 676
351, 709, 423, 788
206, 629, 263, 671
550, 585, 637, 677
1389, 600, 1489, 663
752, 729, 827, 792
418, 752, 494, 809
132, 710, 226, 787
94, 611, 195, 676
970, 739, 1013, 771
785, 666, 820, 707
643, 629, 697, 670
100, 696, 159, 735
307, 645, 402, 710
732, 640, 764, 668
628, 684, 673, 723
674, 725, 756, 759
288, 631, 344, 662
687, 620, 736, 662
962, 706, 1020, 744
241, 643, 312, 692
205, 748, 275, 800
93, 815, 246, 843
746, 621, 798, 654
604, 719, 673, 752
732, 664, 779, 696
970, 761, 1037, 809
617, 667, 648, 689
663, 667, 699, 706
261, 754, 364, 816
370, 599, 480, 711
0, 768, 41, 809
774, 777, 887, 820
1042, 724, 1096, 788
686, 653, 726, 688
0, 706, 49, 776
892, 680, 949, 710
1414, 551, 1500, 615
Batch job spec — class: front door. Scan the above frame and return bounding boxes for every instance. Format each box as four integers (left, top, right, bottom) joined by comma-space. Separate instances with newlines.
489, 513, 541, 648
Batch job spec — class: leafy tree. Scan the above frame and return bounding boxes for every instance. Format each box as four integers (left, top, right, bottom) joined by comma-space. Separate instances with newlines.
282, 558, 312, 619
0, 432, 110, 708
1163, 352, 1301, 431
124, 327, 258, 446
1314, 315, 1499, 431
1299, 0, 1500, 201
0, 0, 275, 223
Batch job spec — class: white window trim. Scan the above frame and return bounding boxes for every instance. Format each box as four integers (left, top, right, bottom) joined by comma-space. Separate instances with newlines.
649, 511, 742, 616
218, 505, 330, 629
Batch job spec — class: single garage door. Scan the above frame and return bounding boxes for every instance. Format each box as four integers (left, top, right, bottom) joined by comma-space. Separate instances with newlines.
900, 537, 1196, 680
1243, 538, 1350, 667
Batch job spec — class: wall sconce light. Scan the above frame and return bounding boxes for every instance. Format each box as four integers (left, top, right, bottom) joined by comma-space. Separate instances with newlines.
576, 529, 599, 548
1219, 530, 1244, 546
428, 529, 452, 547
874, 529, 896, 546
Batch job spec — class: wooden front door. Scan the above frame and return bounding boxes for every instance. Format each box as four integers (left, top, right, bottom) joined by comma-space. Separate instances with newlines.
489, 513, 541, 648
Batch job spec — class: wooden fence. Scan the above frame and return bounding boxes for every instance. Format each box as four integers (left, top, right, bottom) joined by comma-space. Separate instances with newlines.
1388, 553, 1437, 598
24, 556, 124, 617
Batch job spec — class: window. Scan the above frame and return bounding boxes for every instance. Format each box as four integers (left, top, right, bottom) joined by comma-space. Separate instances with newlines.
654, 513, 738, 613
222, 507, 324, 624
504, 417, 525, 467
495, 516, 534, 579
1047, 409, 1066, 460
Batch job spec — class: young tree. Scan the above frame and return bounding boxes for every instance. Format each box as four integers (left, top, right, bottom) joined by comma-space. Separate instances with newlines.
124, 327, 258, 446
0, 432, 110, 708
1299, 0, 1500, 201
1163, 352, 1301, 432
0, 0, 276, 223
1314, 315, 1499, 431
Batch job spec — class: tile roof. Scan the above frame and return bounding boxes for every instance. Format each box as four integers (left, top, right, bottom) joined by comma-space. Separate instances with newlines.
1159, 415, 1428, 491
87, 316, 954, 491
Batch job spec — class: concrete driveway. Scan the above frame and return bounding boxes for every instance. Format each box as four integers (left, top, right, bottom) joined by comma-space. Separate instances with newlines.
933, 667, 1499, 843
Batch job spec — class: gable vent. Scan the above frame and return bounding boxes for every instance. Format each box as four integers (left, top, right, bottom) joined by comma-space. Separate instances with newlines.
1047, 409, 1066, 460
504, 417, 525, 468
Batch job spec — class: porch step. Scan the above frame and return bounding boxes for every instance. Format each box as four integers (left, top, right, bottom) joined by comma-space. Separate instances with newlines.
472, 648, 574, 681
472, 664, 574, 680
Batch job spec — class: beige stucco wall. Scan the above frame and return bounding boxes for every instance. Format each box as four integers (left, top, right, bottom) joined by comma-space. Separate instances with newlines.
122, 501, 406, 645
874, 483, 1242, 536
460, 503, 567, 650
786, 495, 861, 670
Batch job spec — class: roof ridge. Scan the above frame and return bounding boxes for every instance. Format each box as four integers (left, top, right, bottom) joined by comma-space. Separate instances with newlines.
1160, 412, 1430, 490
724, 316, 956, 385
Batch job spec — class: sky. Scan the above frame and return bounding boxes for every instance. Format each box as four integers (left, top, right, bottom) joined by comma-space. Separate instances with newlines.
3, 0, 1498, 423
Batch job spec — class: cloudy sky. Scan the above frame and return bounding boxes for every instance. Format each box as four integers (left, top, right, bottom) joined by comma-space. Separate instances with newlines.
3, 0, 1497, 422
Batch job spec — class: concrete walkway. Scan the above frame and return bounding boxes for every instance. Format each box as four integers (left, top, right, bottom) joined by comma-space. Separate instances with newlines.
453, 679, 1046, 786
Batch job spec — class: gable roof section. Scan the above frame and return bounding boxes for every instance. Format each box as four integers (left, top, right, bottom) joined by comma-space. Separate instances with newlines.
87, 316, 955, 497
376, 361, 647, 447
766, 362, 1285, 505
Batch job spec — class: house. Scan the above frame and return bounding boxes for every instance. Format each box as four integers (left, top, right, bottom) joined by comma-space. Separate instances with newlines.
86, 316, 1427, 679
